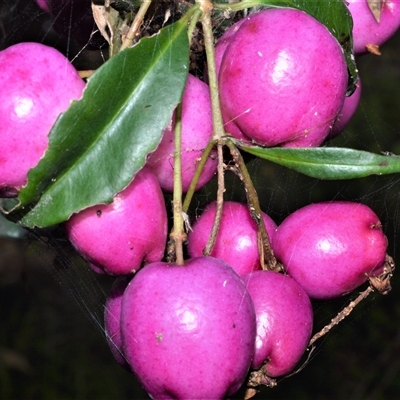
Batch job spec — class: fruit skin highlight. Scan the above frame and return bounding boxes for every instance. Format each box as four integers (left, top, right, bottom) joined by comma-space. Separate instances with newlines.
66, 167, 168, 275
219, 8, 348, 147
187, 201, 277, 276
0, 42, 85, 196
147, 74, 217, 193
243, 270, 313, 377
121, 256, 256, 399
274, 201, 388, 299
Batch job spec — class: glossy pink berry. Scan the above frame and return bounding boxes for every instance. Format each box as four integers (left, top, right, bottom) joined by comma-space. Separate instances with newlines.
66, 167, 167, 275
346, 0, 400, 54
0, 42, 85, 196
187, 201, 277, 276
219, 8, 348, 147
121, 257, 256, 399
147, 74, 217, 192
274, 201, 388, 299
243, 270, 313, 377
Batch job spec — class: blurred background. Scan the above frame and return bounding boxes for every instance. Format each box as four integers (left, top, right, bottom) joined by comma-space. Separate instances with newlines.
1, 0, 400, 399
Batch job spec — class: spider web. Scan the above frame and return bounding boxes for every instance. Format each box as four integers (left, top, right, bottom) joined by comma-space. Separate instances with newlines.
1, 1, 400, 399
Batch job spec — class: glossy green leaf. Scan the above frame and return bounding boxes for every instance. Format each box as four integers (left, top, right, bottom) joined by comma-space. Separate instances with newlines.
11, 19, 189, 228
217, 0, 357, 93
238, 144, 400, 179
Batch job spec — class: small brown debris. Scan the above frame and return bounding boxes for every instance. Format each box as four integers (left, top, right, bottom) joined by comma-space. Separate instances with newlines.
366, 43, 382, 55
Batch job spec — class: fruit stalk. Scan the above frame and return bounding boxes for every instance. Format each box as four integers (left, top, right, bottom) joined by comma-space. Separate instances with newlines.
204, 142, 225, 256
227, 141, 279, 271
170, 103, 186, 265
198, 0, 225, 141
182, 137, 217, 213
309, 286, 373, 347
198, 0, 226, 254
120, 0, 152, 51
309, 254, 394, 346
187, 8, 202, 42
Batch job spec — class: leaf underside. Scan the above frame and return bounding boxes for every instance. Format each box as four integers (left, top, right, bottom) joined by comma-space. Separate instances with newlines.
238, 144, 400, 180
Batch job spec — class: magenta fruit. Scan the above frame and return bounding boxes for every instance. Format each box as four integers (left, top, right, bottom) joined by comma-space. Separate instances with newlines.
243, 270, 313, 377
218, 8, 348, 147
147, 74, 217, 193
274, 201, 388, 299
66, 167, 168, 275
187, 201, 277, 276
121, 256, 256, 399
0, 42, 85, 196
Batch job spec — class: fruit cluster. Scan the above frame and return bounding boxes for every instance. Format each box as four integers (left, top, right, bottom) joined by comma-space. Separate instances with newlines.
102, 199, 388, 398
1, 1, 399, 399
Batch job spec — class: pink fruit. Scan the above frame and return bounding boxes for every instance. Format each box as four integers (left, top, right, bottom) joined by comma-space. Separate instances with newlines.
274, 201, 388, 299
36, 0, 50, 12
65, 167, 167, 275
346, 0, 400, 55
147, 74, 217, 192
0, 42, 85, 196
104, 276, 131, 369
121, 257, 256, 399
215, 19, 246, 77
330, 78, 362, 138
243, 270, 313, 376
213, 19, 250, 141
219, 8, 348, 147
187, 201, 277, 276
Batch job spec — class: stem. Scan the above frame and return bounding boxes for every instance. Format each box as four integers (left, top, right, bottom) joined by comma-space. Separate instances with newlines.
197, 0, 227, 255
120, 0, 152, 51
204, 143, 225, 255
309, 287, 373, 347
214, 0, 258, 12
182, 138, 217, 213
227, 140, 279, 272
187, 8, 202, 42
167, 4, 205, 263
170, 103, 186, 266
198, 0, 225, 140
309, 254, 394, 346
182, 4, 218, 214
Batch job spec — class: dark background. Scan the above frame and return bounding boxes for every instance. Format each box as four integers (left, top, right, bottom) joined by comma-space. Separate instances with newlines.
1, 1, 400, 399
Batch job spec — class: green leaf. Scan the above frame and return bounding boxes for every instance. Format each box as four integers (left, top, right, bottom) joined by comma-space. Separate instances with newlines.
238, 144, 400, 180
217, 0, 357, 94
11, 19, 189, 228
